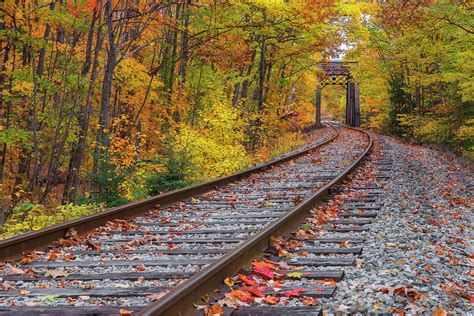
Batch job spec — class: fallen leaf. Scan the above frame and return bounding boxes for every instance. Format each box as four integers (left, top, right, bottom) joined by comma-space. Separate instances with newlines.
433, 306, 447, 316
254, 266, 274, 279
217, 293, 242, 308
286, 271, 302, 279
253, 260, 279, 271
85, 240, 101, 250
224, 277, 234, 287
20, 289, 31, 295
38, 295, 60, 302
208, 304, 223, 316
1, 283, 15, 291
201, 293, 210, 303
284, 288, 306, 298
119, 309, 133, 315
135, 265, 145, 272
243, 285, 264, 298
4, 264, 26, 275
147, 293, 166, 301
263, 295, 279, 305
230, 289, 253, 303
301, 296, 318, 306
45, 269, 69, 279
317, 278, 337, 286
237, 274, 255, 286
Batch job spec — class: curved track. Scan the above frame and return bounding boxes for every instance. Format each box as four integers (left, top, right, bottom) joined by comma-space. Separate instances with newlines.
0, 124, 371, 315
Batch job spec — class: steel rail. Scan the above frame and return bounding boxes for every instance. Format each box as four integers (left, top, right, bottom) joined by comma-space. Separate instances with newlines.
0, 125, 339, 260
139, 126, 372, 316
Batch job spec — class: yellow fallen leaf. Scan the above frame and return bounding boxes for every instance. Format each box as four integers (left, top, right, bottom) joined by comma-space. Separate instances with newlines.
224, 277, 234, 287
395, 259, 405, 265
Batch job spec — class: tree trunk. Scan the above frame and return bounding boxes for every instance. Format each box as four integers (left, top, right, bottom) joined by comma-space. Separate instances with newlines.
94, 0, 117, 172
63, 2, 104, 202
240, 50, 256, 100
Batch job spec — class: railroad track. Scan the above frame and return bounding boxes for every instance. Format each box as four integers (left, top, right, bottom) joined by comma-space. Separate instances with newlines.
186, 133, 391, 316
0, 124, 371, 315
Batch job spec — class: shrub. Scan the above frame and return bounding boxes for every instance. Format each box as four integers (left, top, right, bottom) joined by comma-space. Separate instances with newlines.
87, 152, 132, 207
1, 202, 103, 239
146, 143, 193, 196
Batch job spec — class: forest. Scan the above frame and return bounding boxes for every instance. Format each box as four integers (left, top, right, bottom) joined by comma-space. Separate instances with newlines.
0, 0, 472, 237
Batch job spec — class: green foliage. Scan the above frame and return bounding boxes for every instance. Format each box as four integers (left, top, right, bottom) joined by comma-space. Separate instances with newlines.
352, 1, 473, 159
0, 203, 103, 239
86, 152, 132, 207
146, 142, 193, 196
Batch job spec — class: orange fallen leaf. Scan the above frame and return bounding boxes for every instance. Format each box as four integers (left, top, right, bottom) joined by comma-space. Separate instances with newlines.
433, 306, 447, 316
263, 295, 279, 305
207, 304, 223, 316
119, 309, 133, 315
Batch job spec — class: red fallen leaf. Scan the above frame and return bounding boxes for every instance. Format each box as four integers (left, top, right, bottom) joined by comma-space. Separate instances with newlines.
263, 295, 279, 305
284, 288, 306, 298
135, 265, 145, 272
244, 285, 264, 298
253, 266, 274, 279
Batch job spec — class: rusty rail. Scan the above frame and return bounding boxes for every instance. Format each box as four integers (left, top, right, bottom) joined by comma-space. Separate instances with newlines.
0, 126, 339, 260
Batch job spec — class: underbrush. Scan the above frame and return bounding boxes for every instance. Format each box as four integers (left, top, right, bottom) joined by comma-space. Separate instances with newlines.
0, 203, 104, 239
0, 126, 314, 240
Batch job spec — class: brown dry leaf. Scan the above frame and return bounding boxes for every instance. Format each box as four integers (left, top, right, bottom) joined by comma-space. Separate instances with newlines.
201, 293, 210, 303
4, 264, 26, 275
45, 269, 69, 279
85, 240, 101, 250
147, 292, 166, 301
1, 283, 16, 291
21, 253, 38, 265
217, 293, 241, 308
